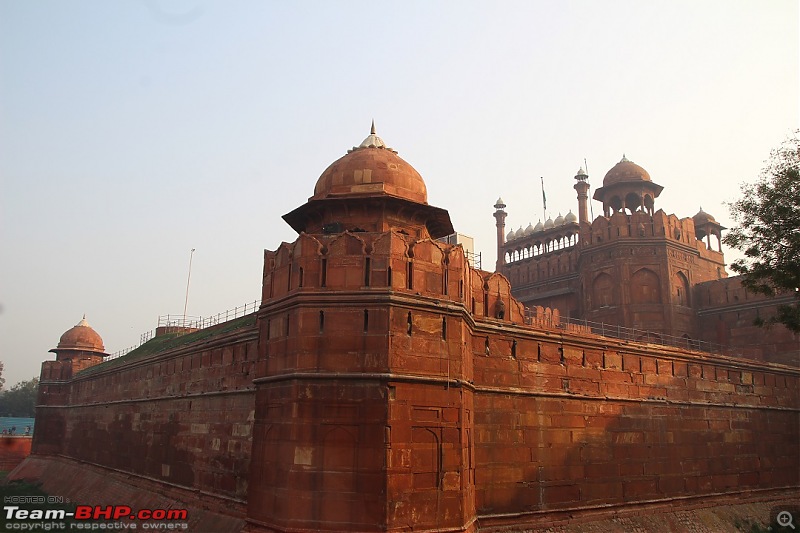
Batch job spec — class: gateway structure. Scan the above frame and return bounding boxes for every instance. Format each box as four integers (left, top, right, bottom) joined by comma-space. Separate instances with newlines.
495, 158, 798, 365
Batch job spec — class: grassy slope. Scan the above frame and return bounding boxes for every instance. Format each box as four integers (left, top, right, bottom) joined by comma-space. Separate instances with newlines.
77, 313, 256, 377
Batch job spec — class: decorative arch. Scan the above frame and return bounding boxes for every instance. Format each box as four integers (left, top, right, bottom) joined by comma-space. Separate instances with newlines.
609, 195, 623, 214
292, 233, 324, 258
413, 238, 446, 264
274, 242, 293, 267
625, 192, 642, 214
631, 268, 662, 304
411, 427, 441, 490
328, 232, 367, 256
643, 194, 654, 214
673, 271, 691, 306
592, 272, 615, 308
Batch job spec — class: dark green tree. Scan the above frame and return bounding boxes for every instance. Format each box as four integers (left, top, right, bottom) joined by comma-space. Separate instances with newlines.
723, 131, 800, 332
0, 377, 39, 417
0, 360, 4, 391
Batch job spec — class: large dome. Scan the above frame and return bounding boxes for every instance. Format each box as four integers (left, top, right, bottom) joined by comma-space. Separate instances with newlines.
312, 126, 428, 205
52, 317, 105, 353
603, 155, 651, 186
283, 124, 453, 238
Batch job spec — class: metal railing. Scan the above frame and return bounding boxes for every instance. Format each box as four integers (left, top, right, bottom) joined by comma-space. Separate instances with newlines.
106, 330, 155, 360
104, 300, 260, 361
555, 314, 739, 357
157, 300, 259, 330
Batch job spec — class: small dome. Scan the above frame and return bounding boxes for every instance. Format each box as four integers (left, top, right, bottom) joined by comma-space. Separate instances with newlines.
564, 210, 578, 224
575, 167, 588, 179
524, 222, 534, 235
693, 207, 717, 224
53, 316, 105, 353
494, 197, 506, 209
506, 229, 515, 241
544, 217, 554, 230
533, 220, 544, 232
603, 154, 651, 186
554, 212, 565, 226
514, 226, 524, 239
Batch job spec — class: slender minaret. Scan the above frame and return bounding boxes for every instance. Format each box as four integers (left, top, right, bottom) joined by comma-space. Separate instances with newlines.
493, 197, 507, 270
574, 167, 590, 224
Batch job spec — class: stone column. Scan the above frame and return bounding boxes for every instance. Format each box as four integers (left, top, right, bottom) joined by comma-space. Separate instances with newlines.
493, 198, 507, 271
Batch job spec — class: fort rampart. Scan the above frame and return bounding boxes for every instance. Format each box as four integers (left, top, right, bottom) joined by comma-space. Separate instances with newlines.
14, 231, 797, 532
29, 320, 258, 518
14, 131, 800, 531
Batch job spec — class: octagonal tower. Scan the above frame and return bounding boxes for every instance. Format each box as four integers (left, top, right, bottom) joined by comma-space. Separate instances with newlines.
35, 317, 107, 456
249, 125, 479, 532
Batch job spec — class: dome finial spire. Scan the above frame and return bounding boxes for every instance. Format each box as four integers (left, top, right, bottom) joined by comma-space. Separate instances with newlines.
353, 121, 392, 152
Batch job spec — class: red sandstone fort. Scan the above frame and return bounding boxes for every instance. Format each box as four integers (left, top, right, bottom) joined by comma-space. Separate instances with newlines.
9, 127, 799, 531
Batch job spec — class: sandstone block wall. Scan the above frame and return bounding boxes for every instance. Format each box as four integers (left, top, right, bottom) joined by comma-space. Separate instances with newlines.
21, 226, 800, 533
33, 322, 258, 514
695, 277, 799, 365
469, 323, 799, 528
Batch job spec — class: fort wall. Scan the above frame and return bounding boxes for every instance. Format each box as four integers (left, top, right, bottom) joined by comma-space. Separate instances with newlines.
30, 322, 258, 516
469, 323, 798, 528
695, 277, 799, 365
18, 230, 799, 532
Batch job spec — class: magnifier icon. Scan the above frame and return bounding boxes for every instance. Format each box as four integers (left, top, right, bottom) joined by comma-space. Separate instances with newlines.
778, 511, 796, 530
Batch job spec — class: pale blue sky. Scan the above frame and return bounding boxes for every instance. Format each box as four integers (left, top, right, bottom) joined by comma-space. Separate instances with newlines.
1, 0, 797, 386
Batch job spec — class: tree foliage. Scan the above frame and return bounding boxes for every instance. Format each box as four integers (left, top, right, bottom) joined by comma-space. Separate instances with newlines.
0, 360, 4, 391
723, 131, 800, 332
0, 377, 39, 417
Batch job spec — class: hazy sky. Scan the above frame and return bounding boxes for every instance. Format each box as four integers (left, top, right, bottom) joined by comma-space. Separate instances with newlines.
1, 1, 797, 387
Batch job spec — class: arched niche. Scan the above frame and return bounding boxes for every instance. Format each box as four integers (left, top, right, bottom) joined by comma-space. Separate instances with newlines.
592, 272, 615, 308
630, 268, 662, 304
673, 271, 691, 306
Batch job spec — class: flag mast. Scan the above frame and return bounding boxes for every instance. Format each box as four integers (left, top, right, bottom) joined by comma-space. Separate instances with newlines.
541, 176, 547, 222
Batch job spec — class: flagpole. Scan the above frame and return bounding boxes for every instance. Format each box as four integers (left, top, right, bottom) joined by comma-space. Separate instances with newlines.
541, 176, 547, 221
183, 248, 196, 328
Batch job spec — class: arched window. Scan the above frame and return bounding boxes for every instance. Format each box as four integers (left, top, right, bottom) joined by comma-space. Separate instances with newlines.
625, 192, 642, 214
